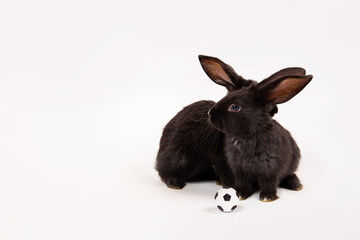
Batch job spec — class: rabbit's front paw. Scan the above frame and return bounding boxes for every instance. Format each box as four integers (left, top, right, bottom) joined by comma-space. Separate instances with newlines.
259, 192, 279, 202
237, 189, 254, 200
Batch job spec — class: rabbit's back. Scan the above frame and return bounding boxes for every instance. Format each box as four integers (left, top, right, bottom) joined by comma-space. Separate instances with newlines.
156, 100, 222, 188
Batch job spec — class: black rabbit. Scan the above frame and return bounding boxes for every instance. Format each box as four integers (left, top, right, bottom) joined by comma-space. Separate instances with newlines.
208, 62, 312, 202
156, 55, 310, 197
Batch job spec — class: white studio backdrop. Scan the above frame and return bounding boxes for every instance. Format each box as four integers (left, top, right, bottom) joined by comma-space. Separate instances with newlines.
1, 0, 359, 239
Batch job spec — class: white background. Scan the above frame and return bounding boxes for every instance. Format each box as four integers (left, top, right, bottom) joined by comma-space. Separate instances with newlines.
1, 0, 360, 239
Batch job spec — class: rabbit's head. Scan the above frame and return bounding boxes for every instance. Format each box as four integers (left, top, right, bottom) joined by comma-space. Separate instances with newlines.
199, 55, 308, 117
204, 58, 312, 137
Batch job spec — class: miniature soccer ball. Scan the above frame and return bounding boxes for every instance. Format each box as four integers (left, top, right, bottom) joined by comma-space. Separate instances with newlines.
214, 188, 240, 212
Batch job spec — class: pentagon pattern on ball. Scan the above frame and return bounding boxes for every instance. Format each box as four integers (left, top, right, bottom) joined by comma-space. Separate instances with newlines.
218, 204, 237, 211
223, 193, 231, 201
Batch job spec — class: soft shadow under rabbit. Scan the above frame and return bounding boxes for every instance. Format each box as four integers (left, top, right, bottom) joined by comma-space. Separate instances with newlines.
156, 55, 312, 202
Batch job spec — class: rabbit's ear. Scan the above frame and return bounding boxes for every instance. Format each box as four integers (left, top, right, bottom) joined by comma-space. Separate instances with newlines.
198, 55, 247, 91
260, 67, 306, 87
258, 75, 313, 104
267, 67, 306, 83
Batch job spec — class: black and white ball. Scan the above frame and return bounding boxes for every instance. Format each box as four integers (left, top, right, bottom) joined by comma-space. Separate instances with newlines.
214, 188, 240, 212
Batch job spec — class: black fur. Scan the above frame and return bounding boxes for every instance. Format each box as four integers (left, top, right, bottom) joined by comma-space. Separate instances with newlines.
155, 55, 311, 202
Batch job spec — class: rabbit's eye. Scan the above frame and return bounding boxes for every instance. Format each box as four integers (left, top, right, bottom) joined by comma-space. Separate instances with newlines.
228, 104, 241, 112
